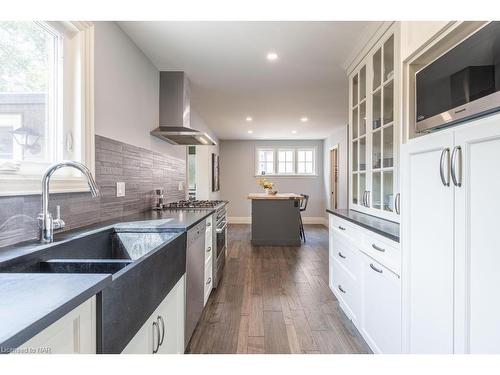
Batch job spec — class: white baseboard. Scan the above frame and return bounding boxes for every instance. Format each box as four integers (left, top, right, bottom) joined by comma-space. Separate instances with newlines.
228, 216, 328, 225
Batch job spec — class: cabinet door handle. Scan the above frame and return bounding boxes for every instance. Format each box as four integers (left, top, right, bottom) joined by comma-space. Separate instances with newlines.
439, 147, 451, 187
370, 263, 383, 273
362, 191, 366, 206
206, 222, 211, 227
157, 315, 165, 347
371, 243, 385, 252
451, 145, 462, 187
206, 277, 212, 285
338, 226, 346, 231
207, 246, 211, 253
395, 193, 401, 215
365, 191, 370, 207
338, 285, 346, 294
338, 251, 346, 259
152, 321, 159, 354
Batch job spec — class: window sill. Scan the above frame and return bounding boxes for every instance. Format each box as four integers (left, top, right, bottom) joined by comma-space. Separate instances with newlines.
0, 175, 92, 197
254, 174, 319, 178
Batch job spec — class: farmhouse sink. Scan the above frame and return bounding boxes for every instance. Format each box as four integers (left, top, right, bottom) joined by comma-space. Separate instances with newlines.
18, 259, 133, 274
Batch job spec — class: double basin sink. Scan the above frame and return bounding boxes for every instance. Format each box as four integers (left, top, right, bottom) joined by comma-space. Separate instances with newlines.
0, 222, 187, 353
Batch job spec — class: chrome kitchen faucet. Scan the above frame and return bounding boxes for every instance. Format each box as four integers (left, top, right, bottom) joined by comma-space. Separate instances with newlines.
38, 161, 100, 243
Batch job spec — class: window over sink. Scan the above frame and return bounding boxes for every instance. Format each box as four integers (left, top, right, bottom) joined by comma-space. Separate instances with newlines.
0, 21, 95, 196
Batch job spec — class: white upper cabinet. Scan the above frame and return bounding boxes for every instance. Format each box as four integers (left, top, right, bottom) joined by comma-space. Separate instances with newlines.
349, 25, 400, 221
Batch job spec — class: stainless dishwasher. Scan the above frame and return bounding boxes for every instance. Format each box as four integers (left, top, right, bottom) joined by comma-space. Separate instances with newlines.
185, 220, 206, 349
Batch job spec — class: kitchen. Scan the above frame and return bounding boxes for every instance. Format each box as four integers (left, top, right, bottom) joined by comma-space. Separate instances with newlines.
0, 2, 500, 372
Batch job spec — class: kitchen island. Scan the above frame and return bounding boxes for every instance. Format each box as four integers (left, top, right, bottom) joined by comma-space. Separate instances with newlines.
248, 193, 303, 246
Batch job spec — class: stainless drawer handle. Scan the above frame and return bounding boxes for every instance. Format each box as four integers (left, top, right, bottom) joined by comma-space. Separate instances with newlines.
371, 243, 385, 252
338, 252, 346, 259
207, 246, 211, 253
206, 277, 212, 285
370, 263, 383, 273
338, 226, 346, 231
338, 285, 346, 294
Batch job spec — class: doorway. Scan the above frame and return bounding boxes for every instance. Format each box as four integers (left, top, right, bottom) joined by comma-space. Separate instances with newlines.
329, 146, 339, 209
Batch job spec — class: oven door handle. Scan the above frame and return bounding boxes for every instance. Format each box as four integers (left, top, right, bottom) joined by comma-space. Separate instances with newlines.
216, 222, 227, 233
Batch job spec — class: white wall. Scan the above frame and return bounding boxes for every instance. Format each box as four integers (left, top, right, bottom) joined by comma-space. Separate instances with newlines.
323, 126, 349, 213
219, 140, 325, 222
191, 111, 221, 200
93, 21, 186, 159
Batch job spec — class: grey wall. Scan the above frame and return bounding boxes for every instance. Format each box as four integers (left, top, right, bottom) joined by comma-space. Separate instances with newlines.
323, 125, 349, 212
219, 140, 325, 220
0, 136, 186, 248
94, 22, 186, 159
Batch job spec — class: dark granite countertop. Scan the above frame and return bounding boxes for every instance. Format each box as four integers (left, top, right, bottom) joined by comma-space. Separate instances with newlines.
326, 208, 400, 243
0, 208, 215, 353
0, 273, 111, 352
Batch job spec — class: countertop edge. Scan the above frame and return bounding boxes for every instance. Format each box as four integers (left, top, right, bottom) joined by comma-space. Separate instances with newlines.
326, 208, 400, 243
0, 274, 111, 352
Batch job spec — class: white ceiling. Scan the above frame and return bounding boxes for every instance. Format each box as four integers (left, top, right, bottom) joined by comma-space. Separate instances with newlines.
118, 21, 383, 140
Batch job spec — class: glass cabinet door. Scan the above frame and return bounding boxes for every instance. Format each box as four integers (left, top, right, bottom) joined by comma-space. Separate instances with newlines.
351, 64, 367, 206
370, 34, 395, 213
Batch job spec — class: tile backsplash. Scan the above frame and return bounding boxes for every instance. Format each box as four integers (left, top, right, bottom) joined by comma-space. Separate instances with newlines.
0, 135, 186, 248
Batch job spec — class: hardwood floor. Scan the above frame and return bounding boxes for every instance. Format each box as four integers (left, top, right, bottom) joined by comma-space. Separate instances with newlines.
186, 224, 371, 354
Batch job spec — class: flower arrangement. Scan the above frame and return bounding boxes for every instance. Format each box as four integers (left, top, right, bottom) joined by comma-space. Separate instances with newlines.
256, 177, 275, 194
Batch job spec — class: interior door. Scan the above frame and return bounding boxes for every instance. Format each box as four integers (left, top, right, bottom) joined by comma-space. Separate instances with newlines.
330, 147, 338, 209
401, 130, 455, 353
454, 114, 500, 353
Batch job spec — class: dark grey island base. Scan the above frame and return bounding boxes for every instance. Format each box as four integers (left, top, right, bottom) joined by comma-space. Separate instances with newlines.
250, 196, 302, 246
326, 208, 400, 243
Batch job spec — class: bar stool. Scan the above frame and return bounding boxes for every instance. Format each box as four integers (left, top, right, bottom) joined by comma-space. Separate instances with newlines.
299, 194, 309, 242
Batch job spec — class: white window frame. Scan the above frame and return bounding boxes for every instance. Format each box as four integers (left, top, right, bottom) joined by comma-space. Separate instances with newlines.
255, 148, 275, 175
277, 148, 295, 175
255, 146, 317, 177
297, 148, 316, 175
0, 21, 95, 196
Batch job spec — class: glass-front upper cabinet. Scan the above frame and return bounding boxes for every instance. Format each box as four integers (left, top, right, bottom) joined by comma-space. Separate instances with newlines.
350, 65, 367, 206
349, 27, 399, 222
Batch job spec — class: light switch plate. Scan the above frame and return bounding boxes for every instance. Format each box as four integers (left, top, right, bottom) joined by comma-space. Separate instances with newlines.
116, 182, 125, 197
178, 181, 184, 191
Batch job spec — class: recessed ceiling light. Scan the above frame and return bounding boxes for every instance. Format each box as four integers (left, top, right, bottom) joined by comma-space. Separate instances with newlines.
300, 117, 309, 122
291, 130, 297, 134
266, 52, 278, 61
246, 116, 253, 122
247, 130, 253, 134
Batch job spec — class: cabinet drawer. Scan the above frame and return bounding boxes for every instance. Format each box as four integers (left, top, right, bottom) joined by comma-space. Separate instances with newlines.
360, 231, 400, 276
330, 234, 360, 280
329, 215, 358, 240
330, 257, 360, 323
204, 260, 212, 306
361, 256, 401, 354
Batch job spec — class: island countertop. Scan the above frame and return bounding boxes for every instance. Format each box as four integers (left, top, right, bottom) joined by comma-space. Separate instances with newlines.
247, 193, 304, 200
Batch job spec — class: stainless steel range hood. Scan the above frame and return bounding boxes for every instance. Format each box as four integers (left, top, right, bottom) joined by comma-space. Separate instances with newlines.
150, 71, 216, 146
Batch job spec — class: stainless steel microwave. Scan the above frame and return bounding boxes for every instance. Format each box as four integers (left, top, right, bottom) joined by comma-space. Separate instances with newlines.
415, 22, 500, 133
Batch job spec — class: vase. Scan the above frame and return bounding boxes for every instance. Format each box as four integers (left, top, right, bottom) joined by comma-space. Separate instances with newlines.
264, 188, 271, 195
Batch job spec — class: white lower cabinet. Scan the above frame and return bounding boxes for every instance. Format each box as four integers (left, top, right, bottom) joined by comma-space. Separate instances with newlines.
122, 274, 185, 354
402, 113, 500, 354
16, 297, 96, 354
328, 214, 401, 354
361, 258, 401, 354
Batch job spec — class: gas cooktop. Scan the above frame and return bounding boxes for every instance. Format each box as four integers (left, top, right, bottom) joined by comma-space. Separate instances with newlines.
166, 200, 227, 209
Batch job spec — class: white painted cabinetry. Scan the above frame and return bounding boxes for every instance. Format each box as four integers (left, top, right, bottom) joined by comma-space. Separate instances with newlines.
16, 297, 96, 354
402, 113, 500, 353
204, 215, 213, 305
122, 275, 185, 354
328, 214, 401, 354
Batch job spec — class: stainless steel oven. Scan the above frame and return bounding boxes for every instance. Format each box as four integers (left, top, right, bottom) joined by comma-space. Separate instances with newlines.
213, 204, 227, 288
